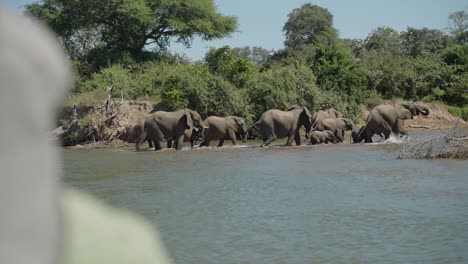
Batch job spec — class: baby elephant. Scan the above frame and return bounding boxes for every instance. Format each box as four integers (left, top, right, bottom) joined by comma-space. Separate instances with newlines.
315, 118, 354, 142
199, 116, 248, 147
310, 130, 340, 145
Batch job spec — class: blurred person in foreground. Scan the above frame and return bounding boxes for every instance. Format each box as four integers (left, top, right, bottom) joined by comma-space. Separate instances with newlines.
0, 8, 172, 264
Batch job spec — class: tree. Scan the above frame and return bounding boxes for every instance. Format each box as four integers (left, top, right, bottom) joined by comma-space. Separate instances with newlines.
448, 10, 468, 45
400, 27, 448, 58
26, 0, 238, 61
231, 46, 272, 66
204, 46, 255, 87
363, 27, 402, 54
283, 4, 337, 48
309, 41, 366, 98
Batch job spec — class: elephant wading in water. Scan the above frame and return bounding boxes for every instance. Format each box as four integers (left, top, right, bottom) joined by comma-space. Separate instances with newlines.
199, 116, 248, 147
166, 128, 204, 149
312, 108, 342, 129
313, 118, 354, 142
358, 103, 430, 143
309, 130, 339, 145
136, 108, 203, 151
351, 125, 384, 143
134, 116, 157, 149
250, 106, 312, 147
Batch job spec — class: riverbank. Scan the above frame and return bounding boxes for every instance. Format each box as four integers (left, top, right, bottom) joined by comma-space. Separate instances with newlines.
58, 100, 467, 149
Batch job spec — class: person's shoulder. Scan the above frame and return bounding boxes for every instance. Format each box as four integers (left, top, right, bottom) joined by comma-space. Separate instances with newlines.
61, 189, 173, 264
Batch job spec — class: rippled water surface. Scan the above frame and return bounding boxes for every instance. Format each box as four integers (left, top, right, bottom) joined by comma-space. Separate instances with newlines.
63, 131, 468, 263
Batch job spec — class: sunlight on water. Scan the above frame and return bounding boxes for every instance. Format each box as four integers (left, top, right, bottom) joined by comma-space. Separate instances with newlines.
385, 134, 410, 144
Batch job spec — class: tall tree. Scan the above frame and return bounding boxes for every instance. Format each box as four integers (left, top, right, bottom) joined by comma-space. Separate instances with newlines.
448, 10, 468, 45
283, 4, 337, 48
26, 0, 238, 60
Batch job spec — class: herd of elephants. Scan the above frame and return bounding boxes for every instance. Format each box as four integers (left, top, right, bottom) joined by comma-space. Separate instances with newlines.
135, 102, 430, 151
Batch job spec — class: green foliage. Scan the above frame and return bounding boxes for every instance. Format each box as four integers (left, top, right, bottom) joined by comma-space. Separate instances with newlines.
26, 0, 238, 71
443, 45, 468, 67
308, 41, 367, 118
161, 89, 188, 110
363, 27, 402, 54
204, 46, 256, 87
400, 27, 448, 58
63, 114, 93, 146
448, 105, 468, 121
64, 89, 108, 106
32, 2, 467, 134
283, 4, 336, 48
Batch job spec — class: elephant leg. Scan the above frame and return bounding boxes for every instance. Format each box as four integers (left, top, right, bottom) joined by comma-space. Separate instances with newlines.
335, 130, 344, 142
228, 129, 237, 145
136, 128, 148, 151
217, 139, 225, 148
396, 119, 408, 137
190, 140, 195, 148
286, 133, 295, 146
261, 135, 277, 147
148, 140, 154, 149
294, 130, 301, 146
153, 140, 162, 151
167, 139, 173, 149
364, 129, 373, 143
203, 139, 211, 147
175, 135, 184, 150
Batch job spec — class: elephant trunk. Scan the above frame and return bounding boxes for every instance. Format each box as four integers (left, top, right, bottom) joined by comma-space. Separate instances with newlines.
241, 128, 248, 142
416, 105, 430, 116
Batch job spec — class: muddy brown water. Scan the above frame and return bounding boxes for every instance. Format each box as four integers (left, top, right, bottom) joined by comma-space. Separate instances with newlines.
63, 130, 468, 263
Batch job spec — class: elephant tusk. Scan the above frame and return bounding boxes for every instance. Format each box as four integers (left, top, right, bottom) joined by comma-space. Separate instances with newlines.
202, 126, 209, 129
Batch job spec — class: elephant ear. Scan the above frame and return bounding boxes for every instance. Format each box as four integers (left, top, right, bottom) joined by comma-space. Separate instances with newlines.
400, 103, 417, 117
397, 107, 413, 120
234, 117, 243, 126
336, 119, 347, 130
184, 110, 193, 130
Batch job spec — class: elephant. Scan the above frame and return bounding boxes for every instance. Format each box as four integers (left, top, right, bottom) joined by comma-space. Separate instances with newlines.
351, 125, 384, 143
358, 103, 430, 143
166, 128, 204, 149
134, 116, 157, 149
250, 106, 312, 147
313, 118, 354, 142
199, 116, 248, 147
309, 130, 340, 145
312, 108, 342, 129
136, 108, 204, 151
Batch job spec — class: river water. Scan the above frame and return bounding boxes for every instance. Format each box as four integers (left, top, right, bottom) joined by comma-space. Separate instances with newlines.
63, 131, 468, 263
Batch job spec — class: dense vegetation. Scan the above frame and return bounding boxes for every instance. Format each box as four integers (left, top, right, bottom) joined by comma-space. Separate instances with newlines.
26, 1, 467, 124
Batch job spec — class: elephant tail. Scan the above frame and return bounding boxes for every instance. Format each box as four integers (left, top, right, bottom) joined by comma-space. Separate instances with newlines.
247, 120, 261, 137
249, 120, 261, 130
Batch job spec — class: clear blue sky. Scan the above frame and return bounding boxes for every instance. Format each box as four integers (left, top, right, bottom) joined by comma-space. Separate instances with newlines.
2, 0, 467, 61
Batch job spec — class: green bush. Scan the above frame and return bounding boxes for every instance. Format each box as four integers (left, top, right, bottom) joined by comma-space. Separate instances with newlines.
448, 105, 468, 121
